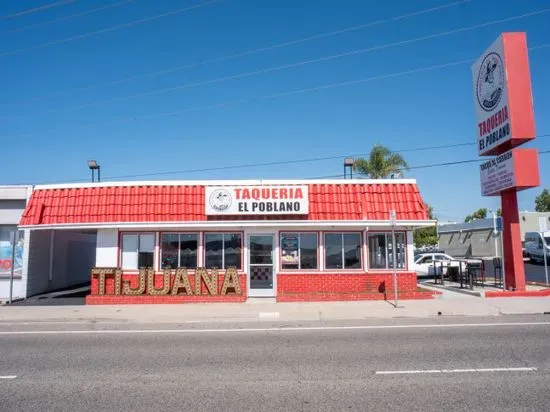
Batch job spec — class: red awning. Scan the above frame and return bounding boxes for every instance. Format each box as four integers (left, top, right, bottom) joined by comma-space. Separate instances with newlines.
19, 182, 429, 226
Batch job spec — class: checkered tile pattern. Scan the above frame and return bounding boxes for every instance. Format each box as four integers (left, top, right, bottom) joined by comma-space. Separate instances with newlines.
250, 266, 273, 288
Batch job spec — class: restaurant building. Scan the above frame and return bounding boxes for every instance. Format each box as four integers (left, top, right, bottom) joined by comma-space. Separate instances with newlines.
18, 179, 434, 304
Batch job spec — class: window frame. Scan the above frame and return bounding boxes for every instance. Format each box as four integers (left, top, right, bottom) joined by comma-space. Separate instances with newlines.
119, 231, 156, 271
366, 231, 407, 271
159, 231, 200, 270
203, 231, 244, 271
279, 231, 320, 271
323, 231, 364, 271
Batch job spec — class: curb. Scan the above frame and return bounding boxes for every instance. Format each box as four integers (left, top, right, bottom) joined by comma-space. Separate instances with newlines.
419, 282, 483, 298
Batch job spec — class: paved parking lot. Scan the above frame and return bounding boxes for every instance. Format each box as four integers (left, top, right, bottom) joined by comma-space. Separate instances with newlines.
525, 262, 550, 284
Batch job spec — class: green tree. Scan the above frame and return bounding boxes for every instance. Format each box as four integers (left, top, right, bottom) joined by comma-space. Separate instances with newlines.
465, 208, 488, 222
535, 189, 550, 212
414, 204, 438, 248
352, 144, 408, 179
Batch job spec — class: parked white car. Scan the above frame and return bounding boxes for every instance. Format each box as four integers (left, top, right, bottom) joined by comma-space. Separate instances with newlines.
525, 231, 550, 263
414, 253, 464, 277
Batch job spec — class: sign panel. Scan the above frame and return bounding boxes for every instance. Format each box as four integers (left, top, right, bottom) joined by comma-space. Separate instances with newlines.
480, 151, 515, 196
540, 217, 549, 233
479, 148, 540, 196
205, 186, 309, 215
496, 217, 503, 232
281, 235, 299, 265
0, 230, 24, 280
472, 33, 535, 156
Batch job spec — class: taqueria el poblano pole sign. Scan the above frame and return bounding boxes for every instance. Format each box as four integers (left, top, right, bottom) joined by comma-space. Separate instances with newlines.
205, 186, 309, 215
472, 33, 539, 197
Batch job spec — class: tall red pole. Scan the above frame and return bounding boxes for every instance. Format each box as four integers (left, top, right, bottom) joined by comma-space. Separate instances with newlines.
501, 188, 526, 291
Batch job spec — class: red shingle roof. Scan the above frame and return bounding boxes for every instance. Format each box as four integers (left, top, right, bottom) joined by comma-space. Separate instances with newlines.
19, 182, 429, 226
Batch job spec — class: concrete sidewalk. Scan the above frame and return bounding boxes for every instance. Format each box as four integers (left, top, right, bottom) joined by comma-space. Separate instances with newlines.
1, 297, 549, 324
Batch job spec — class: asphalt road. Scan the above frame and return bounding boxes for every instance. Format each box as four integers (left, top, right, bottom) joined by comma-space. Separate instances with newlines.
1, 317, 549, 411
525, 261, 550, 283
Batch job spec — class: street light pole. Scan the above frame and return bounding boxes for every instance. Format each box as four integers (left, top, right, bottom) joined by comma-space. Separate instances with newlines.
492, 211, 499, 258
390, 209, 398, 308
344, 157, 354, 180
88, 160, 101, 183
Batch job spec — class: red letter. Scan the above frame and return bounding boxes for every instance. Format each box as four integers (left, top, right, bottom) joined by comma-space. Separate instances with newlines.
295, 188, 303, 199
234, 188, 242, 200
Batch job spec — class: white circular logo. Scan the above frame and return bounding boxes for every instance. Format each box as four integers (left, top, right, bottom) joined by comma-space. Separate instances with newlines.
476, 52, 505, 112
209, 189, 232, 212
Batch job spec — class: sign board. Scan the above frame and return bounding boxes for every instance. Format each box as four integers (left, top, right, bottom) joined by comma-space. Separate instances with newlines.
281, 235, 299, 266
480, 148, 540, 197
205, 186, 309, 215
496, 217, 503, 232
0, 230, 23, 280
472, 33, 536, 156
540, 217, 549, 233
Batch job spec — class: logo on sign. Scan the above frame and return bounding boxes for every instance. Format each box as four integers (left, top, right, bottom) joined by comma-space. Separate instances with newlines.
209, 189, 232, 212
476, 52, 505, 112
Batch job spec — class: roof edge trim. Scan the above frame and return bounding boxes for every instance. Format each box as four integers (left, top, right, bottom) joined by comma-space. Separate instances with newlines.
32, 178, 418, 190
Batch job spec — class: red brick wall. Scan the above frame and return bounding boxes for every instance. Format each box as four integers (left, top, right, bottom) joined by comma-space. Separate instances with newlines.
276, 272, 431, 302
277, 272, 418, 294
87, 272, 247, 304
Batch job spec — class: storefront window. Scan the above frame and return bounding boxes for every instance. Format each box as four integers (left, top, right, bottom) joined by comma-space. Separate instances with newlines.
161, 233, 198, 269
205, 233, 242, 269
368, 232, 406, 270
280, 233, 318, 270
324, 233, 362, 269
121, 233, 155, 270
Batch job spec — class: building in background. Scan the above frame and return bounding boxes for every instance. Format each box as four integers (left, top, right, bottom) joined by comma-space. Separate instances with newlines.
438, 211, 550, 258
18, 179, 434, 304
0, 185, 32, 301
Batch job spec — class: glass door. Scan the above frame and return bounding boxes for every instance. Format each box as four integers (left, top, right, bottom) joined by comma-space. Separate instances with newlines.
248, 234, 275, 297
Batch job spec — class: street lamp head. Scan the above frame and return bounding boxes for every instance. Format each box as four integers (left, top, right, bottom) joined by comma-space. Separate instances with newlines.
344, 157, 354, 167
88, 160, 99, 170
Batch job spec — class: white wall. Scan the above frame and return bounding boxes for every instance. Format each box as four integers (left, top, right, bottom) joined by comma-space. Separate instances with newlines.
407, 231, 415, 270
26, 230, 97, 297
0, 200, 27, 224
96, 229, 118, 267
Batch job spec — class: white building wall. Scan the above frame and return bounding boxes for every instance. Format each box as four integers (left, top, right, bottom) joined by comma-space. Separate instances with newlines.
407, 231, 415, 270
96, 229, 118, 267
26, 230, 97, 297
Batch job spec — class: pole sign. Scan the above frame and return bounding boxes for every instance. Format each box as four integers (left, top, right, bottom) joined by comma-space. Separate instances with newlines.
205, 186, 309, 215
540, 217, 548, 233
472, 33, 536, 156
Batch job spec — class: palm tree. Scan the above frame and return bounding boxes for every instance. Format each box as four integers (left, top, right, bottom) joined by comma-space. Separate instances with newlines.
352, 145, 408, 179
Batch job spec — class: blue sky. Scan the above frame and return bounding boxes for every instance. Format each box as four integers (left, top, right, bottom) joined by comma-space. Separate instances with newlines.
1, 0, 549, 222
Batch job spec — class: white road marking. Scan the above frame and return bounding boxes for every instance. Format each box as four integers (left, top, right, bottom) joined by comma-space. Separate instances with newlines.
0, 321, 548, 335
0, 376, 17, 379
258, 312, 280, 319
375, 367, 537, 375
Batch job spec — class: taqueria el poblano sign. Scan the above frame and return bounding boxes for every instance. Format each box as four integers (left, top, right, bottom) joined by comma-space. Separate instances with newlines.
205, 186, 309, 215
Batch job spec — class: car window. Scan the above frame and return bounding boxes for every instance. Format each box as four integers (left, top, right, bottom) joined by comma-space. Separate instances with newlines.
420, 257, 433, 264
434, 255, 448, 261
